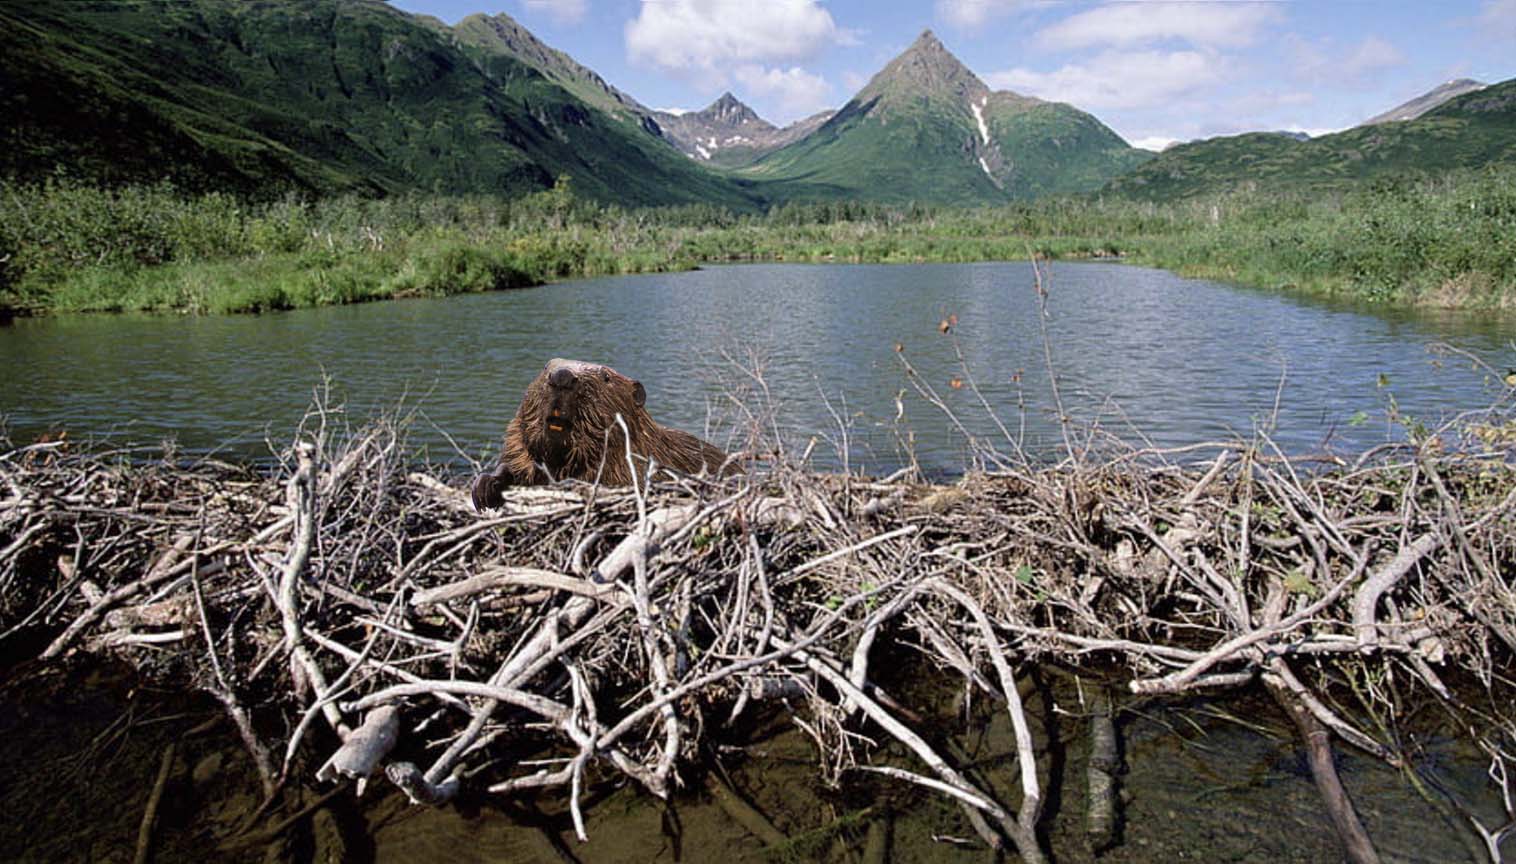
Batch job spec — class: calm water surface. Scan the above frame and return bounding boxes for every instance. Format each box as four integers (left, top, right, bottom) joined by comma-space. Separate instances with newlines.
1, 262, 1512, 474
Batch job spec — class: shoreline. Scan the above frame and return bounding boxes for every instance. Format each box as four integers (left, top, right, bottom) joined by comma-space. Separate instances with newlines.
4, 168, 1512, 317
5, 246, 1512, 319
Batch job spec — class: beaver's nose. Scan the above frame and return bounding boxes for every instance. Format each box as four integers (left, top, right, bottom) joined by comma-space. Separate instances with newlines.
549, 366, 576, 389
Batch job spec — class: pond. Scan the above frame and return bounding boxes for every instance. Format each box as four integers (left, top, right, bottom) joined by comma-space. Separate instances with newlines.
1, 262, 1511, 474
3, 261, 1512, 862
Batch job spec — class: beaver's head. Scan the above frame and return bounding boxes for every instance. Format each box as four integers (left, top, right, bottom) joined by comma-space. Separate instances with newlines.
523, 358, 647, 453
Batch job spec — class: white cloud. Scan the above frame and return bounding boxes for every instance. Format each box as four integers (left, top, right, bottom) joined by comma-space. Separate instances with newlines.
625, 0, 839, 73
1286, 34, 1406, 84
521, 0, 587, 25
1037, 2, 1280, 52
1477, 0, 1516, 40
734, 65, 833, 119
1130, 135, 1177, 151
1341, 36, 1406, 77
1226, 88, 1315, 116
1285, 36, 1329, 77
987, 49, 1226, 110
1267, 91, 1313, 108
935, 0, 1026, 29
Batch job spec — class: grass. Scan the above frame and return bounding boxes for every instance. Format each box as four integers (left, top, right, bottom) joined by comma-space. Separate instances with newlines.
3, 166, 1514, 316
1132, 170, 1516, 306
26, 237, 690, 315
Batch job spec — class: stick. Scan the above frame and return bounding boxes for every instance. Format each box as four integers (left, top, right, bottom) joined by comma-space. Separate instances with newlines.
211, 687, 277, 798
132, 742, 177, 864
315, 706, 401, 795
41, 541, 211, 659
1351, 533, 1441, 647
774, 636, 1022, 855
705, 770, 789, 847
1085, 688, 1119, 853
933, 580, 1045, 861
780, 525, 919, 583
411, 567, 627, 606
1267, 678, 1382, 864
271, 442, 344, 734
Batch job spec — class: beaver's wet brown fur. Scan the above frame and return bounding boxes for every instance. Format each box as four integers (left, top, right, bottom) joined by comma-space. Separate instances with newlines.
471, 358, 734, 511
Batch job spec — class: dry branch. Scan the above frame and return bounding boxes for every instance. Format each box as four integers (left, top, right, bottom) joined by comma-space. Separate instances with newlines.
2, 394, 1514, 860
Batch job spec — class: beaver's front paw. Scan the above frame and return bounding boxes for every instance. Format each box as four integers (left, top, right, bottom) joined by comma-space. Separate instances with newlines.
470, 472, 504, 512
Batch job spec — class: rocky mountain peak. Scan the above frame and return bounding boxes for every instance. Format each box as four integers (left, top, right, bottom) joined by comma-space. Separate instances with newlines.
651, 91, 795, 164
700, 92, 766, 128
1361, 78, 1487, 125
860, 28, 988, 106
459, 13, 542, 65
911, 29, 946, 53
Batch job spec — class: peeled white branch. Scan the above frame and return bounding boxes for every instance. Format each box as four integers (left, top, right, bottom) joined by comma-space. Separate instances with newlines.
1352, 533, 1442, 648
275, 442, 345, 735
315, 706, 401, 795
411, 566, 628, 606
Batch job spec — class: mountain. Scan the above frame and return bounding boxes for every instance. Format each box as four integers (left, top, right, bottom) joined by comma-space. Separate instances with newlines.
652, 94, 835, 168
0, 0, 758, 208
742, 31, 1151, 204
0, 3, 1170, 209
1361, 78, 1486, 125
1103, 77, 1516, 201
451, 12, 660, 131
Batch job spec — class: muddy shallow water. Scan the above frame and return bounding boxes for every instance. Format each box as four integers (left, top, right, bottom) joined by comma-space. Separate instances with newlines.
1, 654, 1501, 863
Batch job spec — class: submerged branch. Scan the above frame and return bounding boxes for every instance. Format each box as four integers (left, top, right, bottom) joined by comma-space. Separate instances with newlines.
3, 401, 1513, 858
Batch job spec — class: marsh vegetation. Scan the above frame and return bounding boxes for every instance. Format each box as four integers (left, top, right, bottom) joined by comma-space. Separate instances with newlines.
4, 166, 1513, 316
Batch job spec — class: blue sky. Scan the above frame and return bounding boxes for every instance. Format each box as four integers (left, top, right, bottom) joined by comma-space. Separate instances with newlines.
390, 1, 1516, 149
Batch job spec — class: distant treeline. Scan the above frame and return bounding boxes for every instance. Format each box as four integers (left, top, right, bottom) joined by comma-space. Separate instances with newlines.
3, 167, 1513, 315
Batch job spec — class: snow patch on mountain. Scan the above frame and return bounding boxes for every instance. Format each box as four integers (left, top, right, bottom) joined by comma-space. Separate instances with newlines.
971, 97, 989, 145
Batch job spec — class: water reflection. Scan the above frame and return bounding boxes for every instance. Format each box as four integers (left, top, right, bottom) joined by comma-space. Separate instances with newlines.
1, 263, 1511, 474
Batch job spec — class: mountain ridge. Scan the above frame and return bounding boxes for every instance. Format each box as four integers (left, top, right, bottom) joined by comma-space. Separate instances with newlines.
451, 12, 662, 130
745, 29, 1149, 203
856, 30, 994, 111
1361, 78, 1486, 126
1103, 77, 1516, 200
651, 93, 835, 168
11, 1, 1505, 210
0, 0, 764, 208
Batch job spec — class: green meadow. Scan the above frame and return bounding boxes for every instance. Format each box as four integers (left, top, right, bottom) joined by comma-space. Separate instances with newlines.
4, 166, 1513, 316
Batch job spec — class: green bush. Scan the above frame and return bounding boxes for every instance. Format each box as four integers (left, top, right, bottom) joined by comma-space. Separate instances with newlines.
4, 164, 1513, 315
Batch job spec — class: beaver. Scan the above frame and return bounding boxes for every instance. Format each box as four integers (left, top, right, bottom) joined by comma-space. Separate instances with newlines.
471, 358, 734, 511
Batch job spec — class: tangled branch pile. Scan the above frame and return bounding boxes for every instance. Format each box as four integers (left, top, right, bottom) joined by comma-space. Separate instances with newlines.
2, 399, 1514, 862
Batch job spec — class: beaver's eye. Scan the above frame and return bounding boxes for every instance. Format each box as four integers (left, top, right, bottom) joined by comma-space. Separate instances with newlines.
601, 370, 610, 382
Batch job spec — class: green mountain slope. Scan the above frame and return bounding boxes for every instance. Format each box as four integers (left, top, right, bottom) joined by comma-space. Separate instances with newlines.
1105, 78, 1516, 201
983, 98, 1153, 198
451, 12, 659, 129
0, 0, 758, 208
745, 31, 1149, 204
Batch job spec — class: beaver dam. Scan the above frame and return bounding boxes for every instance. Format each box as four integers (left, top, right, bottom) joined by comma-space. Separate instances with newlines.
2, 396, 1515, 863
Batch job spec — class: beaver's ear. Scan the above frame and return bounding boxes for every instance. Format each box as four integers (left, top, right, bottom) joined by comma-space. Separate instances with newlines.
632, 381, 646, 407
